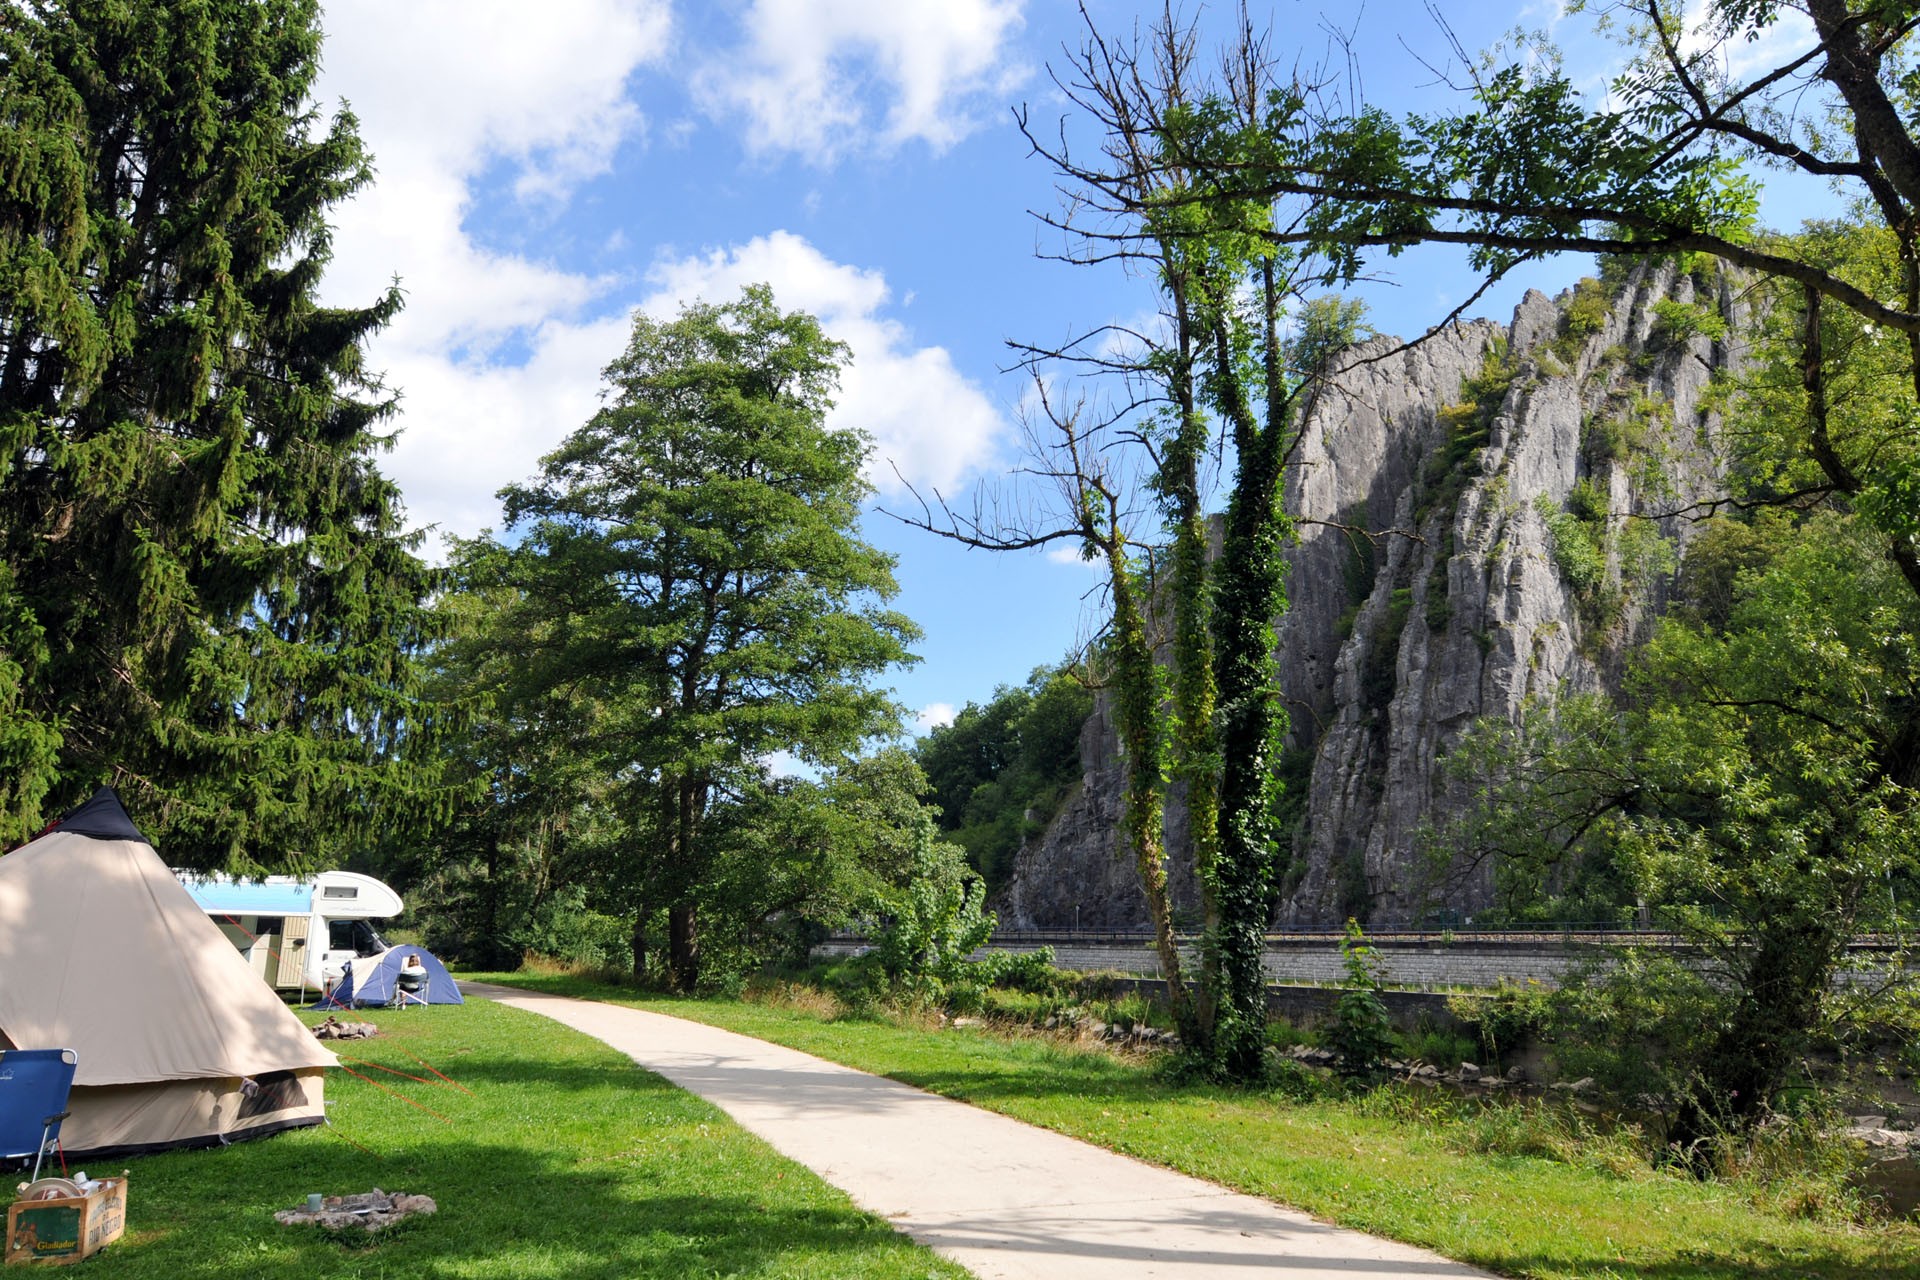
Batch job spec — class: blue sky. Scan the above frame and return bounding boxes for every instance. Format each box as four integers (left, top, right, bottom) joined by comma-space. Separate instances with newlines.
311, 0, 1828, 734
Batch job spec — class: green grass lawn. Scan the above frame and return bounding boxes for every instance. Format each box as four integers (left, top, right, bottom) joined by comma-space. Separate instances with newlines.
468, 971, 1920, 1280
60, 999, 965, 1280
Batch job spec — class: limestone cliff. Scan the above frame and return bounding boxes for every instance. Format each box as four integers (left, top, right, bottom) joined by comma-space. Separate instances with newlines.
995, 261, 1743, 929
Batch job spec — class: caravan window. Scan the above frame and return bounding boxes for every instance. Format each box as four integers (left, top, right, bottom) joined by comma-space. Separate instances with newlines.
327, 919, 389, 957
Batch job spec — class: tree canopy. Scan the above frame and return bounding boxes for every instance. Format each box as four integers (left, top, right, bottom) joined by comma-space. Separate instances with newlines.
449, 285, 920, 990
999, 0, 1920, 1093
0, 0, 441, 864
915, 665, 1092, 891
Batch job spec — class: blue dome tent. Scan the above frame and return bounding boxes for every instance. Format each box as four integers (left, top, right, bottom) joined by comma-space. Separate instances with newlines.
317, 947, 463, 1008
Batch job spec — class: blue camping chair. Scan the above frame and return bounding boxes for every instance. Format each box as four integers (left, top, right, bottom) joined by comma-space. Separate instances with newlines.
0, 1049, 76, 1180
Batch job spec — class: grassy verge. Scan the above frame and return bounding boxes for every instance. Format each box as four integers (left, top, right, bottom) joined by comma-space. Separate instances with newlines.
68, 999, 966, 1279
468, 970, 1920, 1280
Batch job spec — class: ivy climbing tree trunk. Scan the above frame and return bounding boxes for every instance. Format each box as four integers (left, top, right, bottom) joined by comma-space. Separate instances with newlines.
1205, 277, 1297, 1076
1004, 12, 1372, 1079
1159, 277, 1223, 1046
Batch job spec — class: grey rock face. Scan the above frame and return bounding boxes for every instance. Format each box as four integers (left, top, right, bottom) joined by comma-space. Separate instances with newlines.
998, 696, 1203, 929
994, 262, 1741, 931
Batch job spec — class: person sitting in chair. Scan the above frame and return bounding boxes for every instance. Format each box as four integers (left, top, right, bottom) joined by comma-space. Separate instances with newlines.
395, 953, 428, 1005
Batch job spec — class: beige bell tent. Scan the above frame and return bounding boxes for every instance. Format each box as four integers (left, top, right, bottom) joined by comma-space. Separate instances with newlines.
0, 788, 336, 1156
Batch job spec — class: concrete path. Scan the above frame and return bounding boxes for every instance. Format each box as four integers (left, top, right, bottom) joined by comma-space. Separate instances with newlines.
467, 984, 1492, 1280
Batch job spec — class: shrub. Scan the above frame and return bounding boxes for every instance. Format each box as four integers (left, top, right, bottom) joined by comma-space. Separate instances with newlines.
977, 945, 1062, 993
1650, 297, 1729, 346
1567, 476, 1610, 524
1328, 919, 1395, 1077
1449, 979, 1555, 1061
1398, 1023, 1478, 1069
1552, 277, 1614, 360
1535, 493, 1607, 599
867, 817, 990, 1005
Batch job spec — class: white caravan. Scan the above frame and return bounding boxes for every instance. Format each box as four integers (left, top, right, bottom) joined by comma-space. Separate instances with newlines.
175, 870, 404, 993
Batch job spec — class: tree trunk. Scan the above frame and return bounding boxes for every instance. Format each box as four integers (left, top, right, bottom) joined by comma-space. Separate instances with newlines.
484, 820, 505, 969
1203, 265, 1294, 1081
1102, 534, 1196, 1038
668, 900, 700, 992
630, 909, 650, 982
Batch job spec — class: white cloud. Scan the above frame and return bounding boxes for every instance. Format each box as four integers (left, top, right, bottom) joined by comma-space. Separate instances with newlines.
312, 1, 672, 543
374, 315, 633, 537
642, 232, 1009, 497
317, 0, 668, 198
1044, 543, 1102, 571
1678, 1, 1819, 83
694, 0, 1028, 162
914, 702, 957, 733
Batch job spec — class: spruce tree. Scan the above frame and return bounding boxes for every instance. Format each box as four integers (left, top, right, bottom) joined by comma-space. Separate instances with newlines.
0, 0, 441, 863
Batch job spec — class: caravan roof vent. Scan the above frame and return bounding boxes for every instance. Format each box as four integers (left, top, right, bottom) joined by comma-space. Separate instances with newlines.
322, 885, 359, 899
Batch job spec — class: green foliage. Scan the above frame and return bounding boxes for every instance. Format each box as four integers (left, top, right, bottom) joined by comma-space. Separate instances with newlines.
1533, 492, 1606, 597
1448, 980, 1555, 1062
1397, 1022, 1479, 1070
696, 749, 950, 983
444, 286, 920, 991
1616, 514, 1678, 588
0, 0, 446, 861
916, 665, 1093, 891
1422, 338, 1515, 525
1583, 410, 1648, 464
1046, 44, 1377, 1077
1548, 950, 1737, 1134
1650, 297, 1729, 346
418, 864, 630, 975
1724, 223, 1920, 564
1327, 919, 1395, 1077
1424, 529, 1455, 632
1531, 474, 1672, 636
979, 946, 1063, 995
870, 816, 999, 1008
1566, 476, 1609, 524
1672, 515, 1774, 630
1553, 277, 1614, 360
1293, 295, 1374, 371
1433, 512, 1920, 1144
1533, 492, 1615, 627
1338, 502, 1382, 605
1426, 695, 1640, 926
1359, 587, 1414, 722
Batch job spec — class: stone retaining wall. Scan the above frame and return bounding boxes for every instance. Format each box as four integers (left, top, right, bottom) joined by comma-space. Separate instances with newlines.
815, 933, 1910, 992
816, 934, 1597, 989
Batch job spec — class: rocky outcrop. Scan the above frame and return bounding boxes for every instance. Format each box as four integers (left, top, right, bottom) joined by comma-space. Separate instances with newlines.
995, 262, 1743, 929
998, 695, 1204, 929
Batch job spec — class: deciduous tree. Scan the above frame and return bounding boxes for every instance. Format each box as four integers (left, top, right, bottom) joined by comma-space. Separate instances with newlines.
478, 286, 918, 991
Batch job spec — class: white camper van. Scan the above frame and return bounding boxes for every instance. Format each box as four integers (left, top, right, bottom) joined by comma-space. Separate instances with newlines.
175, 870, 405, 993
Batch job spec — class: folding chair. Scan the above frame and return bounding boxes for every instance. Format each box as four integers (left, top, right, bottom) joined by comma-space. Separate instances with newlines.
392, 965, 429, 1010
0, 1049, 77, 1181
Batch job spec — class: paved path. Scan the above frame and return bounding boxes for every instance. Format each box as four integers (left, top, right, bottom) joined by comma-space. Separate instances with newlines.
467, 984, 1492, 1280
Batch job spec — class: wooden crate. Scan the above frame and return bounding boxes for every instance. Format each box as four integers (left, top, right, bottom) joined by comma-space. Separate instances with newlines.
4, 1178, 127, 1266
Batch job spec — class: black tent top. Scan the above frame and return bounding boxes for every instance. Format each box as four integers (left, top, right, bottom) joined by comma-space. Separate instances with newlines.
52, 786, 150, 844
